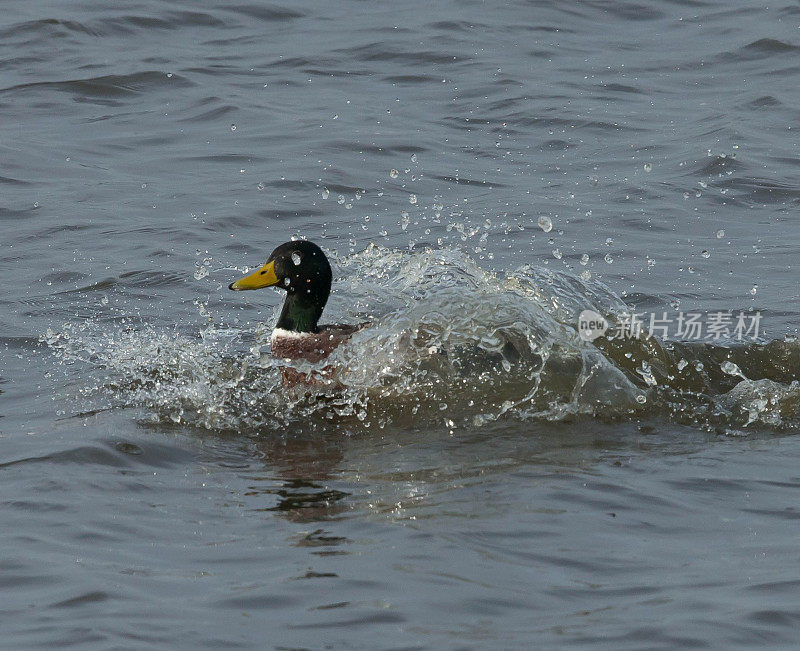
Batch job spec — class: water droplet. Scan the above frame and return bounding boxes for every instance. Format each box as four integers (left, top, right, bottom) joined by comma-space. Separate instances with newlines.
537, 215, 552, 232
411, 154, 418, 163
580, 254, 589, 266
677, 358, 688, 371
337, 195, 345, 204
166, 72, 173, 78
605, 238, 613, 246
284, 277, 291, 287
230, 124, 237, 131
721, 361, 743, 376
322, 187, 329, 199
100, 295, 109, 305
643, 162, 652, 172
636, 394, 647, 404
647, 258, 655, 269
604, 253, 613, 264
291, 252, 301, 266
257, 182, 265, 191
409, 194, 417, 205
716, 229, 725, 239
390, 169, 399, 179
695, 362, 704, 372
699, 181, 707, 189
580, 270, 591, 281
750, 284, 758, 295
701, 250, 710, 258
552, 248, 562, 259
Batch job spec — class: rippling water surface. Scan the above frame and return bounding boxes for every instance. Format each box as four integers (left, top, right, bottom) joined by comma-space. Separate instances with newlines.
4, 1, 800, 647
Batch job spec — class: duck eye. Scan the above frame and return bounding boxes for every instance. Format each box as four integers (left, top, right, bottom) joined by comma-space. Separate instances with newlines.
291, 252, 302, 266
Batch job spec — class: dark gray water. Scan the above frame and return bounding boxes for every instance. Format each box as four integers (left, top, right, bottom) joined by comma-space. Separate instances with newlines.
4, 0, 800, 647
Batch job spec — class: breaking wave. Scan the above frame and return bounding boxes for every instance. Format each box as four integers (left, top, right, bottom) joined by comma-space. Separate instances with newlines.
45, 246, 800, 433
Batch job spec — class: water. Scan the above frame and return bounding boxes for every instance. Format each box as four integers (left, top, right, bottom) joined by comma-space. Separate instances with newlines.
3, 0, 800, 646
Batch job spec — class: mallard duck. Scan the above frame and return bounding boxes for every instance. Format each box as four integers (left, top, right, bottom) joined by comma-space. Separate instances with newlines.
229, 240, 361, 383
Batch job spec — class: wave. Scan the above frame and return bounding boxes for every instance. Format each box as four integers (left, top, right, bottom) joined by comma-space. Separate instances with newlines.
45, 246, 800, 433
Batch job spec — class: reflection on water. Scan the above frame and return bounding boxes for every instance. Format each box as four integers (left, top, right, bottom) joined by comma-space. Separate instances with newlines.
247, 433, 350, 522
227, 418, 720, 529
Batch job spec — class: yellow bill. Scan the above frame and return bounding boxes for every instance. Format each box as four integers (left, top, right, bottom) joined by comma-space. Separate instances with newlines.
229, 260, 279, 291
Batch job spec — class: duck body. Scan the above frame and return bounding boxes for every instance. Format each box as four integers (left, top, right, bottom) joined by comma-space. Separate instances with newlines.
270, 325, 362, 364
229, 240, 362, 385
270, 325, 362, 386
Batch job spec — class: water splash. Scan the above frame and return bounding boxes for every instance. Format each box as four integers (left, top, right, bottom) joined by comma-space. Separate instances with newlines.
46, 246, 800, 433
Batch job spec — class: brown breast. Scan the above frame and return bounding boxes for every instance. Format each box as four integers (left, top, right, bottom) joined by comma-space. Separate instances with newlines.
270, 324, 362, 363
270, 324, 365, 386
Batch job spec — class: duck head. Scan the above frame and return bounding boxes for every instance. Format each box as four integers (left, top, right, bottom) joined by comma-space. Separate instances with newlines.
229, 240, 332, 333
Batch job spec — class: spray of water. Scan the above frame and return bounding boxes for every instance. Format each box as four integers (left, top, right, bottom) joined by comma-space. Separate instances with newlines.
45, 246, 800, 433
